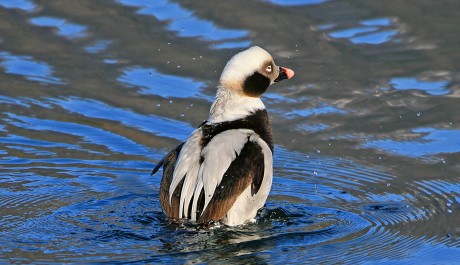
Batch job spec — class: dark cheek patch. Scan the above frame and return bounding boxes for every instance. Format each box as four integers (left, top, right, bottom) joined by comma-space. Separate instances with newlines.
243, 72, 270, 97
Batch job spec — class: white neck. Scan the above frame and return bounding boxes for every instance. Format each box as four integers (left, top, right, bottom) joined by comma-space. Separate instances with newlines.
208, 86, 265, 123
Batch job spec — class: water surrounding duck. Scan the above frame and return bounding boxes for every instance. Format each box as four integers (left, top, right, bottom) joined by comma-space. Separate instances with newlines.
0, 0, 459, 263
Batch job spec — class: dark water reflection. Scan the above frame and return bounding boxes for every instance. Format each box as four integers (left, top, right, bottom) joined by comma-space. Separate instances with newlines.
1, 0, 459, 263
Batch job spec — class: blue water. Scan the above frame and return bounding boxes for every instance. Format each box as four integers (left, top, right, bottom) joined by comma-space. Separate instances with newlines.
0, 0, 459, 264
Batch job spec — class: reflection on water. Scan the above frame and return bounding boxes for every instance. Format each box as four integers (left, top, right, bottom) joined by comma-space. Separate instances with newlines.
50, 97, 194, 140
328, 18, 398, 45
0, 52, 64, 84
390, 76, 450, 96
0, 0, 36, 12
117, 0, 250, 48
84, 40, 112, 54
29, 16, 88, 39
118, 66, 206, 98
365, 127, 460, 158
1, 0, 460, 263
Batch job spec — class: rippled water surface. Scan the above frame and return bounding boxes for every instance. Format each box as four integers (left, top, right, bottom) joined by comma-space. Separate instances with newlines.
1, 0, 459, 263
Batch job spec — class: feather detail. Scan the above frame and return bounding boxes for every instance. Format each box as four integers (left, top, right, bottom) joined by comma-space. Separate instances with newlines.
199, 129, 252, 215
169, 129, 202, 207
224, 134, 273, 225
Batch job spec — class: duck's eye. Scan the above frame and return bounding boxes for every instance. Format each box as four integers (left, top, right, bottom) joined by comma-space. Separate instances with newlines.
266, 65, 272, 72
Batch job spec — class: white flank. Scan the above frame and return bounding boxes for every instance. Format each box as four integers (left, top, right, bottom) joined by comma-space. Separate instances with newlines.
225, 134, 273, 226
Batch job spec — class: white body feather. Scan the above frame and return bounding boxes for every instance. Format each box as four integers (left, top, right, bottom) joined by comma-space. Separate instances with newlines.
224, 134, 273, 226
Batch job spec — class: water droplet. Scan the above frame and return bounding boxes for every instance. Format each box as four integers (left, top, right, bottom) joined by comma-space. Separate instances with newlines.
447, 209, 452, 214
156, 103, 161, 107
177, 65, 181, 68
386, 183, 391, 186
316, 149, 321, 154
417, 112, 421, 117
441, 158, 446, 164
169, 100, 173, 104
180, 113, 185, 117
313, 171, 318, 175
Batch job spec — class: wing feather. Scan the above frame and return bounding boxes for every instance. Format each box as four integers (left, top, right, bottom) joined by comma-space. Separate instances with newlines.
199, 129, 251, 213
169, 129, 202, 206
198, 139, 265, 223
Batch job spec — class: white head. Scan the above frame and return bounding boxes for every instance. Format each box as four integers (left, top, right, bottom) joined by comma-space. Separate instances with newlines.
209, 46, 294, 123
219, 46, 294, 98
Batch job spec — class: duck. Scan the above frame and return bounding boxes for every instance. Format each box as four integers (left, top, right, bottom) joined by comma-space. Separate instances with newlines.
151, 46, 294, 226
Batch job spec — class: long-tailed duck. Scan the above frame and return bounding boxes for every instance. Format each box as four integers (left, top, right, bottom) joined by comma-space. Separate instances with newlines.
151, 46, 294, 226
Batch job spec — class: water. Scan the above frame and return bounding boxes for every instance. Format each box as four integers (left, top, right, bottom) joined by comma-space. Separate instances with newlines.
0, 0, 459, 263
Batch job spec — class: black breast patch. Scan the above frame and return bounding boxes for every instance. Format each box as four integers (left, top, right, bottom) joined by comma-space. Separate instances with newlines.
243, 72, 270, 97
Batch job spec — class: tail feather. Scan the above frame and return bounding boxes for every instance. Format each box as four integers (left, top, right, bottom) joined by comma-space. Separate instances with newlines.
151, 157, 165, 175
